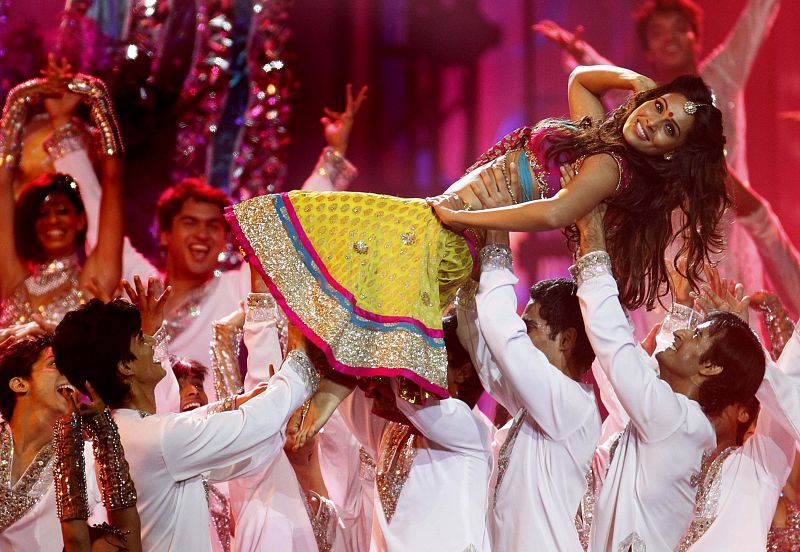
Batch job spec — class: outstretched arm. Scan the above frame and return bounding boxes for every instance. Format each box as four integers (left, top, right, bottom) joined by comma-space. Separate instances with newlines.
0, 80, 56, 298
702, 0, 780, 90
575, 205, 697, 443
532, 20, 615, 71
429, 152, 620, 232
300, 84, 367, 192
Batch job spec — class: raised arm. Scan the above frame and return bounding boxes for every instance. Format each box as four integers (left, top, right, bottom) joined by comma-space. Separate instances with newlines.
475, 243, 595, 440
0, 80, 47, 298
162, 348, 318, 480
567, 65, 654, 121
78, 154, 123, 299
300, 84, 366, 192
702, 0, 780, 89
574, 206, 692, 443
532, 20, 615, 72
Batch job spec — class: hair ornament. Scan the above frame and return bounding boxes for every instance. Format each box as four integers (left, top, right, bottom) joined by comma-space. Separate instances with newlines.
683, 100, 709, 115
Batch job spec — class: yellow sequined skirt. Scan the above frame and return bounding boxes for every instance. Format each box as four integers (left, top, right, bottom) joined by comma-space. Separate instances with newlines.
226, 191, 477, 397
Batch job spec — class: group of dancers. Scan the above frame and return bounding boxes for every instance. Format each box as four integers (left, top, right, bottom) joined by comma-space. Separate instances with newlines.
2, 0, 800, 550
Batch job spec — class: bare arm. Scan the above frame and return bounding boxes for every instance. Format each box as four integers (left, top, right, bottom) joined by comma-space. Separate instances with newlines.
568, 65, 655, 121
79, 156, 123, 298
430, 153, 620, 232
0, 82, 43, 298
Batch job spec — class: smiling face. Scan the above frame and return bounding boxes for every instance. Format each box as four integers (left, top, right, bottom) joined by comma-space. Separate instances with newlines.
12, 346, 71, 420
643, 11, 700, 76
34, 192, 86, 260
622, 93, 695, 156
177, 373, 208, 412
125, 334, 166, 385
656, 320, 717, 386
160, 198, 227, 282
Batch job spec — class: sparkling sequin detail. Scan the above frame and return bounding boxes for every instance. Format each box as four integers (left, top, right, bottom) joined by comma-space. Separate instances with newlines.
286, 350, 320, 394
43, 123, 86, 160
575, 468, 597, 551
211, 319, 244, 401
161, 273, 222, 341
206, 481, 232, 552
1, 256, 85, 328
359, 446, 377, 482
302, 489, 339, 552
479, 244, 513, 272
768, 499, 800, 551
676, 447, 737, 551
376, 423, 417, 523
618, 531, 646, 551
492, 407, 526, 510
0, 423, 55, 532
569, 251, 613, 285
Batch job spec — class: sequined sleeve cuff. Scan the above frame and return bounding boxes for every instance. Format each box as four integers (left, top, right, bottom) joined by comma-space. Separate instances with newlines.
319, 147, 358, 191
53, 412, 90, 521
246, 292, 278, 323
149, 323, 171, 366
85, 408, 137, 511
206, 395, 238, 415
569, 250, 613, 286
285, 349, 320, 394
210, 319, 244, 401
479, 244, 512, 272
667, 303, 703, 330
43, 123, 87, 161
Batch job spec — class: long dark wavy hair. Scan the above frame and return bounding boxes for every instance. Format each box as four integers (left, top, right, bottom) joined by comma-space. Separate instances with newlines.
547, 75, 728, 310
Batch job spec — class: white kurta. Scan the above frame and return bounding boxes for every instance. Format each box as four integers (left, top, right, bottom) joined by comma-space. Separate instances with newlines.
682, 331, 800, 550
576, 263, 716, 551
339, 388, 492, 552
113, 351, 313, 552
0, 442, 101, 552
458, 263, 600, 551
229, 307, 348, 552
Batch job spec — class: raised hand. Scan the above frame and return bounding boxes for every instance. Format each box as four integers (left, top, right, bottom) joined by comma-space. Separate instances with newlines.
532, 20, 586, 62
619, 71, 656, 94
321, 83, 368, 155
690, 266, 750, 324
122, 275, 172, 335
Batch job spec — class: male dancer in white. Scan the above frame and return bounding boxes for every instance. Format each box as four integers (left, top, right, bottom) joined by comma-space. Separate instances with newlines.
678, 287, 800, 550
52, 296, 319, 552
339, 315, 492, 552
573, 204, 765, 551
458, 231, 599, 551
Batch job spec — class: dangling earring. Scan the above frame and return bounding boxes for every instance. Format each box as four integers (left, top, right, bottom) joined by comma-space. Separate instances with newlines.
664, 152, 674, 161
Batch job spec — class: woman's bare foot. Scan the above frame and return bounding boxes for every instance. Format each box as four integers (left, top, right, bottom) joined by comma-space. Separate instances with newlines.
293, 373, 356, 450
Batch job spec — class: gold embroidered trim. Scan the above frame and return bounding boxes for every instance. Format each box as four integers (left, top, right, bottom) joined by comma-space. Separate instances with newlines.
676, 446, 737, 552
0, 424, 56, 532
376, 423, 417, 522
